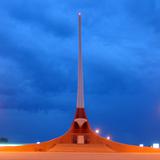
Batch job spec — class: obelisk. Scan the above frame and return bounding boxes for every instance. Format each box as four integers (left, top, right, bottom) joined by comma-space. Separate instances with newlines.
70, 13, 90, 144
74, 13, 87, 122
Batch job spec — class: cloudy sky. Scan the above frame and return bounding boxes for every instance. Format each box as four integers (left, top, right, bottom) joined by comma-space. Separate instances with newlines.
0, 0, 160, 145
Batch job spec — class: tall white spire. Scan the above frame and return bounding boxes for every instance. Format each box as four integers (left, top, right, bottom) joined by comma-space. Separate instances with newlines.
76, 12, 84, 108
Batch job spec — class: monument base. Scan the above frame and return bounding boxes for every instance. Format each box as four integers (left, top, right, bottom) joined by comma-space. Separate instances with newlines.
0, 114, 160, 153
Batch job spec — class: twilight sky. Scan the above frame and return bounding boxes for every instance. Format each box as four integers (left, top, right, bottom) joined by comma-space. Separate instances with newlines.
0, 0, 160, 145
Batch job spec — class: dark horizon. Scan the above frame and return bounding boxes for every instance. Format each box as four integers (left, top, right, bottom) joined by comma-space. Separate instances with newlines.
0, 0, 160, 146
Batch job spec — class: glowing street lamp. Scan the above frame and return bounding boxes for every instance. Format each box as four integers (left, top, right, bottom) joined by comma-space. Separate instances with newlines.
106, 136, 111, 140
95, 129, 100, 134
36, 141, 40, 144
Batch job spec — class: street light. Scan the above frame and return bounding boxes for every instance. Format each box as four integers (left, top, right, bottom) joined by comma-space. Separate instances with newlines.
106, 136, 111, 140
95, 129, 100, 134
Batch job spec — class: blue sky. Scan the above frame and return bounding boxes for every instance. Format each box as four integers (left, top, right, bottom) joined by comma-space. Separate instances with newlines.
0, 0, 160, 145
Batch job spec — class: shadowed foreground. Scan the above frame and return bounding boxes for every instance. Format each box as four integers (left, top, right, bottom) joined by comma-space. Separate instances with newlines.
0, 152, 160, 160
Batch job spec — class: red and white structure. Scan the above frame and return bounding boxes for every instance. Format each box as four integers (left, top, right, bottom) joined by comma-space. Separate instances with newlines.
1, 13, 160, 152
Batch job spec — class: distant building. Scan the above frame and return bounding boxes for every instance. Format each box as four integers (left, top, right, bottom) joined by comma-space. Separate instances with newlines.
152, 143, 160, 149
0, 137, 8, 143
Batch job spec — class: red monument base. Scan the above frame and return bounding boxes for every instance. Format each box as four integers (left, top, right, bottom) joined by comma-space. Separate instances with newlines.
0, 108, 160, 153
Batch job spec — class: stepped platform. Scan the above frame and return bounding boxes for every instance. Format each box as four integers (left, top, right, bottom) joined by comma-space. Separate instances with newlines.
48, 144, 114, 152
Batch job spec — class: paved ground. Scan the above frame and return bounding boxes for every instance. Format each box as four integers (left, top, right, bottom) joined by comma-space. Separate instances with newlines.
0, 152, 160, 160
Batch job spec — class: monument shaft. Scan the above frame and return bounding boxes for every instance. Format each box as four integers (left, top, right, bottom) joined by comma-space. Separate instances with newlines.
77, 13, 84, 108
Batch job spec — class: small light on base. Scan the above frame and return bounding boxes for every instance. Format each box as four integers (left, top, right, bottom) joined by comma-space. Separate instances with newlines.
36, 141, 40, 144
139, 144, 144, 147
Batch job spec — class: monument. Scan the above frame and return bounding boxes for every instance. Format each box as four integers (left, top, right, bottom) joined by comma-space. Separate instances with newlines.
0, 13, 160, 152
